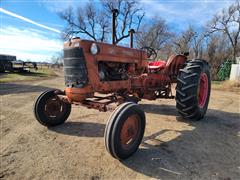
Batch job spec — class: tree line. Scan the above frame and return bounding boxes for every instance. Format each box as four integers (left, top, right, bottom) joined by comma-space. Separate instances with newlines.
60, 0, 240, 80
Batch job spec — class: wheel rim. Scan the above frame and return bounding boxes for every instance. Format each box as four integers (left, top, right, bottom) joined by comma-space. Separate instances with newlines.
198, 73, 208, 108
120, 115, 140, 150
44, 96, 66, 119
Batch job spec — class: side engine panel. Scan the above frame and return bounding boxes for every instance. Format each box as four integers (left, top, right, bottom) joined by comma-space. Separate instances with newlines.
98, 61, 129, 81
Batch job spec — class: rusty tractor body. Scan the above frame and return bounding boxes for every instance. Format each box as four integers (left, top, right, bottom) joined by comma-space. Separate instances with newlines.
62, 39, 187, 109
34, 10, 211, 160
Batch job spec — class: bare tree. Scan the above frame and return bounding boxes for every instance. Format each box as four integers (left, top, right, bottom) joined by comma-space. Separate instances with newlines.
51, 51, 64, 68
60, 3, 109, 41
60, 0, 144, 44
136, 18, 171, 50
191, 27, 209, 58
101, 0, 144, 44
204, 33, 232, 79
207, 1, 240, 62
174, 26, 195, 54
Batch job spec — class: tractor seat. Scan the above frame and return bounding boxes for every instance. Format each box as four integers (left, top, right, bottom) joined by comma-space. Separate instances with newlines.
148, 60, 166, 70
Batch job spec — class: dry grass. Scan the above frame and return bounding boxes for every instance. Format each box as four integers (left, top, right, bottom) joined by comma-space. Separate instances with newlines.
0, 68, 57, 83
212, 80, 240, 92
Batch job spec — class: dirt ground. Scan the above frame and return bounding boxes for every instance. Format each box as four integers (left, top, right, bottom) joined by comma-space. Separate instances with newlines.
0, 74, 239, 180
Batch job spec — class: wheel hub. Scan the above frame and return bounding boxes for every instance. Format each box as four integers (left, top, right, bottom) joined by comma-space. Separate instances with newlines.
44, 97, 65, 118
120, 115, 139, 147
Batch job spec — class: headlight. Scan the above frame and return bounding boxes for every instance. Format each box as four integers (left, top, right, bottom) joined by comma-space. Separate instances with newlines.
90, 43, 99, 55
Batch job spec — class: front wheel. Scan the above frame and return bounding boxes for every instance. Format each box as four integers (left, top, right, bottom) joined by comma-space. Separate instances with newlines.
34, 89, 71, 127
176, 59, 211, 120
104, 102, 145, 160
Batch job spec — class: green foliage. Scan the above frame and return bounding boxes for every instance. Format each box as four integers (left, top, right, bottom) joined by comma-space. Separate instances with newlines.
217, 60, 232, 81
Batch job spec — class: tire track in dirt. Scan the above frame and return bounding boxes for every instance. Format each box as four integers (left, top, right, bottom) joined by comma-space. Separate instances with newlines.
1, 94, 100, 179
1, 77, 62, 157
0, 81, 67, 178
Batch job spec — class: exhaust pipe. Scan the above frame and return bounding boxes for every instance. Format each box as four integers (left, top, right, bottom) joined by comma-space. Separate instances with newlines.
128, 29, 135, 48
112, 9, 119, 45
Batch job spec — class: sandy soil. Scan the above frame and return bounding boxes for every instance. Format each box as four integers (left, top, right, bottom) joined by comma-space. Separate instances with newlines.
0, 75, 239, 180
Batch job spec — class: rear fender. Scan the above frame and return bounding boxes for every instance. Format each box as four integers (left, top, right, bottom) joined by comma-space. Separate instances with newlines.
164, 54, 187, 76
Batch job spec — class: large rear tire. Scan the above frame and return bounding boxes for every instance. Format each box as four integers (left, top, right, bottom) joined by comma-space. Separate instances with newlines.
104, 102, 145, 160
176, 59, 211, 120
34, 90, 71, 127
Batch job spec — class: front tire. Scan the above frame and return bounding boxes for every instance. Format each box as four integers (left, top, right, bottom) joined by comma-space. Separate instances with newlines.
104, 102, 145, 160
34, 89, 71, 127
176, 59, 211, 120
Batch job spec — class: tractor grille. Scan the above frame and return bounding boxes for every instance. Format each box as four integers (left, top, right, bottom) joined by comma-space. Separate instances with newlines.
64, 47, 88, 88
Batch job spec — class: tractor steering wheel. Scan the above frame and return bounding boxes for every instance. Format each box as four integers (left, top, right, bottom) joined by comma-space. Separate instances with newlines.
141, 46, 157, 60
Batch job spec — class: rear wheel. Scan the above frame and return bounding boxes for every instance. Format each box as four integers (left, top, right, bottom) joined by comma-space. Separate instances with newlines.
176, 59, 211, 120
104, 102, 145, 160
34, 90, 71, 127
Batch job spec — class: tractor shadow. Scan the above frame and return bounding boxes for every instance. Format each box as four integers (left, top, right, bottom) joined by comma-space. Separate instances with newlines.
123, 104, 240, 179
0, 83, 51, 95
140, 103, 177, 116
49, 121, 105, 137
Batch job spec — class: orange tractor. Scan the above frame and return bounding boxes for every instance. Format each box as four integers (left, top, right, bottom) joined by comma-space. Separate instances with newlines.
34, 10, 211, 160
